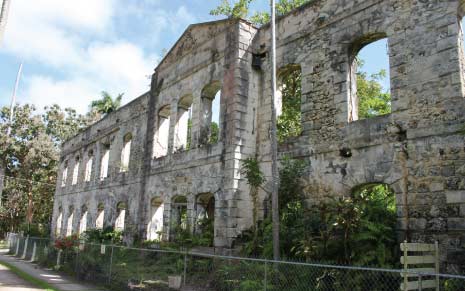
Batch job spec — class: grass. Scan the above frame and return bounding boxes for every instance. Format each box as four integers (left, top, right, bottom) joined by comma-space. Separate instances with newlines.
0, 260, 62, 291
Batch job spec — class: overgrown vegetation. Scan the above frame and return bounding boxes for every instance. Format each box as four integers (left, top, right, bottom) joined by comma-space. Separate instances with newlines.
81, 227, 124, 244
209, 121, 220, 144
356, 60, 391, 119
240, 157, 398, 268
210, 0, 313, 26
90, 91, 124, 116
277, 68, 302, 142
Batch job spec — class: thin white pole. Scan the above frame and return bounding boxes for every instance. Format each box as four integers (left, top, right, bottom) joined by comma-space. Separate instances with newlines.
7, 62, 22, 135
270, 0, 280, 261
0, 62, 22, 206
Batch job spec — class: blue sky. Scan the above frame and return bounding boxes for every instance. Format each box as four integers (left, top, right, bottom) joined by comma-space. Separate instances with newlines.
0, 1, 462, 114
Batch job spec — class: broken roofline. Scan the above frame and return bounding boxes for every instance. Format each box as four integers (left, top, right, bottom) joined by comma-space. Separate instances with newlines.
62, 0, 321, 147
62, 18, 252, 147
61, 91, 150, 148
153, 18, 258, 75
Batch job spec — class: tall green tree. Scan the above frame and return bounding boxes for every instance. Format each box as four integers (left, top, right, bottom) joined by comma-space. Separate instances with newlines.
0, 104, 87, 235
277, 68, 302, 142
90, 91, 124, 116
356, 64, 391, 119
210, 0, 312, 25
210, 0, 252, 20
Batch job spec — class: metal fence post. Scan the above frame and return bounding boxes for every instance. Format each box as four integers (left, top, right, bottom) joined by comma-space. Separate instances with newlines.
418, 274, 422, 291
108, 245, 114, 285
30, 242, 37, 262
75, 244, 80, 280
21, 235, 29, 259
183, 252, 187, 286
14, 236, 20, 255
264, 261, 268, 291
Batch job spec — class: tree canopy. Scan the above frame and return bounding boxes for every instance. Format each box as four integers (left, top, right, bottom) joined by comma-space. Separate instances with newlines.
90, 91, 123, 116
0, 104, 89, 235
0, 90, 122, 235
356, 62, 391, 119
210, 0, 312, 25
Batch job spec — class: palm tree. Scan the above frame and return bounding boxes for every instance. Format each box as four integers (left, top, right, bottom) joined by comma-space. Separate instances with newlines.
90, 91, 124, 116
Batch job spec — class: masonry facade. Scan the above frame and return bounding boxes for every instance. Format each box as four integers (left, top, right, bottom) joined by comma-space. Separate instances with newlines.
52, 0, 465, 270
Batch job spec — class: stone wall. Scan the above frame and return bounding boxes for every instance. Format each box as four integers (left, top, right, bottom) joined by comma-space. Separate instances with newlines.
52, 0, 465, 270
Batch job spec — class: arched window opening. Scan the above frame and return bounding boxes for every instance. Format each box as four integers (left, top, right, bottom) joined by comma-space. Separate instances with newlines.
100, 144, 110, 181
79, 205, 88, 235
115, 202, 127, 231
200, 82, 222, 145
55, 208, 63, 237
61, 161, 68, 187
72, 156, 80, 185
195, 193, 215, 246
174, 95, 193, 152
120, 133, 132, 172
276, 65, 302, 142
85, 150, 93, 182
154, 105, 171, 158
147, 197, 164, 241
96, 203, 105, 230
66, 207, 74, 236
349, 35, 391, 121
170, 196, 188, 240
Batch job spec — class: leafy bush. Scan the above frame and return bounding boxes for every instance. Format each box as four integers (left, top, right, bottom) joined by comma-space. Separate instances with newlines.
54, 234, 79, 251
80, 226, 123, 244
240, 157, 398, 268
18, 223, 50, 237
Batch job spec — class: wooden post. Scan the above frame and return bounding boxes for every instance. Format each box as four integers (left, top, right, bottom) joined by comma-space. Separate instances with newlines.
400, 241, 439, 290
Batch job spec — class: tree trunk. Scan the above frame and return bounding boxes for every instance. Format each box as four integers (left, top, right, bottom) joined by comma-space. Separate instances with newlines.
26, 193, 34, 225
0, 164, 4, 206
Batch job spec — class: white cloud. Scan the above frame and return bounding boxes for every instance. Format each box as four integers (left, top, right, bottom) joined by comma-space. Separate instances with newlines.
4, 0, 115, 68
9, 0, 115, 32
24, 76, 98, 113
21, 41, 158, 113
5, 22, 82, 68
86, 42, 155, 89
2, 0, 195, 114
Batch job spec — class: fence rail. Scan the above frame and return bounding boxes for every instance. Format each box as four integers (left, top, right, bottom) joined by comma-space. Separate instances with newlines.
5, 233, 465, 291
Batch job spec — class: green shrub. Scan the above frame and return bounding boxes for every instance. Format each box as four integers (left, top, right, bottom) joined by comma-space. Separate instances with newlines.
81, 227, 123, 244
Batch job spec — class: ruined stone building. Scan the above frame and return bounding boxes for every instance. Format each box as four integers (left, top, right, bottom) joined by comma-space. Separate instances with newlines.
52, 0, 465, 268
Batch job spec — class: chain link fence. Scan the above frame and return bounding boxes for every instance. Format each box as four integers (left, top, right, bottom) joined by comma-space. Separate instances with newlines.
5, 233, 465, 291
